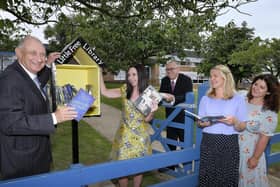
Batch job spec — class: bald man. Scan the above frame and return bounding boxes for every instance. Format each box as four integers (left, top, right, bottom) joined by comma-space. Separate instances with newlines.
0, 35, 77, 179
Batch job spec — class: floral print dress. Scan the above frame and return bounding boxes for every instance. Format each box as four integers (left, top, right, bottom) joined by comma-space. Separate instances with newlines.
111, 84, 152, 160
239, 102, 278, 187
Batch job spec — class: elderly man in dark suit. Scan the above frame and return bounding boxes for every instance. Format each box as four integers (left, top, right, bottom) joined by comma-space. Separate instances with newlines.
0, 35, 77, 180
159, 60, 193, 153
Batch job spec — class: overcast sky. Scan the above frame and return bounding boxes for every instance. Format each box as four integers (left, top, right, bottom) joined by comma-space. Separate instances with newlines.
215, 0, 280, 40
5, 0, 280, 43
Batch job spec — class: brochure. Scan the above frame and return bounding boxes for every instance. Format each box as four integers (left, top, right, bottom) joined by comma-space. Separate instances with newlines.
134, 85, 162, 116
184, 110, 225, 123
68, 88, 95, 121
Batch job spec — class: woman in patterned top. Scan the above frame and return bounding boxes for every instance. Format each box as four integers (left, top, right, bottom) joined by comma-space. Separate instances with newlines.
239, 74, 280, 187
100, 64, 162, 187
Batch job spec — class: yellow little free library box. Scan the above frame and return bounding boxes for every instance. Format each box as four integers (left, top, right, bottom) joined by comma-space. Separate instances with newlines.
54, 37, 104, 116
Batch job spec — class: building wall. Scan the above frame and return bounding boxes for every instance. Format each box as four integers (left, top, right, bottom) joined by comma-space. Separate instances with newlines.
0, 52, 16, 72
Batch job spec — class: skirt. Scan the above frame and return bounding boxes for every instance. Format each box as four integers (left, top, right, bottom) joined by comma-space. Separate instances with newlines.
199, 133, 239, 187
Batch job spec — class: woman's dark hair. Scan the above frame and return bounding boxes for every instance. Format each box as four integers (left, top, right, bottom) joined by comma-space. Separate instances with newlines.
126, 64, 148, 99
247, 74, 280, 112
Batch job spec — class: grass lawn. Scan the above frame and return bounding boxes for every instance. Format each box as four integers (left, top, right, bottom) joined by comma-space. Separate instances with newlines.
51, 120, 112, 171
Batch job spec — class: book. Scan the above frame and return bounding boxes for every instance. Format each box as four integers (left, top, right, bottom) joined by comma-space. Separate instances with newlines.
184, 110, 225, 123
68, 88, 95, 121
134, 85, 162, 116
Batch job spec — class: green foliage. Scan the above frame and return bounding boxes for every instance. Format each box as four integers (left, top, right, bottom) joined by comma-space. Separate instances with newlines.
1, 1, 258, 73
198, 21, 256, 84
44, 13, 203, 72
0, 19, 26, 51
229, 37, 280, 80
264, 38, 280, 78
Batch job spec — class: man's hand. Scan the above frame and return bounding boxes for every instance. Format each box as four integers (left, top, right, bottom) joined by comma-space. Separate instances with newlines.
46, 52, 60, 66
162, 93, 175, 103
54, 106, 77, 123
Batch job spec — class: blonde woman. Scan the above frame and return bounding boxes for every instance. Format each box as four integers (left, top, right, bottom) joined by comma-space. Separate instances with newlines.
198, 65, 247, 186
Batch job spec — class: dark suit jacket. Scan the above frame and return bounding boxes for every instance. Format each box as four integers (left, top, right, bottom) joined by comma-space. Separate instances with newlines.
0, 61, 55, 179
159, 73, 193, 123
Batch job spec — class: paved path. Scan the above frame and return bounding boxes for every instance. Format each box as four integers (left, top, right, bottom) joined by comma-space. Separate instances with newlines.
84, 103, 121, 142
84, 103, 280, 187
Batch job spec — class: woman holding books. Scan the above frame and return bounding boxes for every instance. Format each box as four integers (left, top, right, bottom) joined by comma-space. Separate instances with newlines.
100, 64, 160, 187
239, 74, 279, 187
197, 64, 247, 187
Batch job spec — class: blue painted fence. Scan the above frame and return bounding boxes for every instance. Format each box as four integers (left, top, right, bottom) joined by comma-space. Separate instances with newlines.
0, 82, 279, 186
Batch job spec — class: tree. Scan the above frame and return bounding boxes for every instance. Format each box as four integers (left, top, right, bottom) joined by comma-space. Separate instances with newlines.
0, 19, 26, 51
229, 38, 280, 80
1, 1, 256, 24
1, 0, 256, 38
265, 38, 280, 78
229, 38, 265, 80
0, 0, 258, 73
44, 13, 203, 72
198, 21, 256, 84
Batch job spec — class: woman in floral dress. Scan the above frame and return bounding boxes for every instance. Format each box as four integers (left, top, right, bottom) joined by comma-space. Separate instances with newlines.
239, 74, 280, 187
100, 64, 173, 187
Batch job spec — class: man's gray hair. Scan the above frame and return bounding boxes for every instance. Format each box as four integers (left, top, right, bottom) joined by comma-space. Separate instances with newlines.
166, 59, 180, 67
17, 35, 43, 49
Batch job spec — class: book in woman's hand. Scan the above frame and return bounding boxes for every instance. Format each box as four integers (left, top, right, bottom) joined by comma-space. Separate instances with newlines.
184, 110, 225, 123
134, 85, 162, 116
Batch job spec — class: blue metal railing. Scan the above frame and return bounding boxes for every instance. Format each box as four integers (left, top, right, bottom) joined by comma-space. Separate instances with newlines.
1, 82, 279, 186
266, 133, 280, 166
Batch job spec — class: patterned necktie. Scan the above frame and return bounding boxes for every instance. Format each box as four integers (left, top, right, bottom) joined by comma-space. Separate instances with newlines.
171, 80, 175, 92
33, 77, 46, 99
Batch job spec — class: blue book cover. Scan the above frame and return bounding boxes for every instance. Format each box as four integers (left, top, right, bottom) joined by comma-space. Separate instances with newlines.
68, 88, 95, 121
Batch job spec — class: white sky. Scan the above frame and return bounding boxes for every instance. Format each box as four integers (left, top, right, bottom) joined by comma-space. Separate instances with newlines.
215, 0, 280, 40
2, 0, 280, 43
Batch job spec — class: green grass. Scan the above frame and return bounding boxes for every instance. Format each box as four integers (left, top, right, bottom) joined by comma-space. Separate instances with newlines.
51, 120, 112, 171
101, 82, 123, 109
